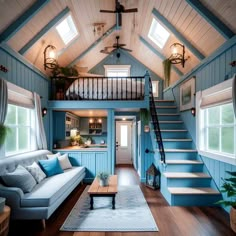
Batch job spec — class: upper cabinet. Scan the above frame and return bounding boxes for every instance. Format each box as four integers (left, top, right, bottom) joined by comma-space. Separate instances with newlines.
80, 117, 107, 135
53, 111, 79, 142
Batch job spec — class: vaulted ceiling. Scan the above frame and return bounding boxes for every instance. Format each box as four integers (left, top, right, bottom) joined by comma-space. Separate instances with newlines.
0, 0, 235, 85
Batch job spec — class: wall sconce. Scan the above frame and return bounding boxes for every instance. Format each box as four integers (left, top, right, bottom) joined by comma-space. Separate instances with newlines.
42, 107, 47, 117
191, 107, 196, 116
144, 125, 150, 132
43, 45, 57, 70
169, 43, 188, 68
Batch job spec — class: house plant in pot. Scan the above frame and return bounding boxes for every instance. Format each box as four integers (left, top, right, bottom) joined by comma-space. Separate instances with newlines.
97, 172, 110, 187
217, 171, 236, 232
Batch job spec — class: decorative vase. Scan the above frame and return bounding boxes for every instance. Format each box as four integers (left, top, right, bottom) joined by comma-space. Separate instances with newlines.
99, 178, 109, 187
230, 207, 236, 233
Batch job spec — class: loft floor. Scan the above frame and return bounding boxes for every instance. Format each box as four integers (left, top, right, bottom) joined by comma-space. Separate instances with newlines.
8, 165, 234, 236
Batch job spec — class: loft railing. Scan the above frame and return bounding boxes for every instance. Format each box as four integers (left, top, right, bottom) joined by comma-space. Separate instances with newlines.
149, 78, 166, 165
50, 76, 145, 101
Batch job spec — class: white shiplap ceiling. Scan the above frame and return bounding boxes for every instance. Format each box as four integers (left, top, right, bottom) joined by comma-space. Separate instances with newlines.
0, 0, 235, 85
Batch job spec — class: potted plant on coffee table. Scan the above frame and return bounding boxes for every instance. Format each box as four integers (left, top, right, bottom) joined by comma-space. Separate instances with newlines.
217, 171, 236, 233
97, 172, 110, 187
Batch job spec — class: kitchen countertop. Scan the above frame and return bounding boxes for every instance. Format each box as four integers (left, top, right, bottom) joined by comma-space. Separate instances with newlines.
53, 144, 108, 152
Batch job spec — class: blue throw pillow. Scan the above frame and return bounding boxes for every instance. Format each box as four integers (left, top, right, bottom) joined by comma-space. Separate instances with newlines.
38, 158, 63, 177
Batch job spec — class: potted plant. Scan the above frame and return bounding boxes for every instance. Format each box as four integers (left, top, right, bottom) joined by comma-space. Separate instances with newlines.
97, 172, 110, 187
217, 171, 236, 232
162, 59, 171, 89
70, 134, 84, 146
0, 124, 10, 147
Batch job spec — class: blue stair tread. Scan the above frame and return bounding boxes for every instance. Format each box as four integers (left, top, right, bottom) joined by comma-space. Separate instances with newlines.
164, 149, 197, 152
154, 100, 175, 102
164, 172, 211, 178
159, 129, 187, 132
168, 187, 220, 195
157, 113, 180, 116
158, 121, 183, 123
165, 160, 203, 164
155, 106, 177, 108
163, 139, 192, 142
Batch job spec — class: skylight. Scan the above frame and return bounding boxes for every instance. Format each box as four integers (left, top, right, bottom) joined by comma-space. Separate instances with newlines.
148, 18, 170, 49
56, 15, 78, 45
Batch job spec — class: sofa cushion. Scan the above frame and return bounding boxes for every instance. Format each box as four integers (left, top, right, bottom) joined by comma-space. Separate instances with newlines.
21, 166, 86, 207
25, 162, 46, 183
38, 158, 63, 177
58, 154, 72, 170
47, 152, 60, 159
1, 165, 37, 193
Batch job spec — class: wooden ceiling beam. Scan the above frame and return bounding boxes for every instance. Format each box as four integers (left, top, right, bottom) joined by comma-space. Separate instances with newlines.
186, 0, 234, 40
0, 0, 50, 43
68, 25, 116, 67
152, 8, 205, 61
139, 36, 183, 77
19, 7, 70, 55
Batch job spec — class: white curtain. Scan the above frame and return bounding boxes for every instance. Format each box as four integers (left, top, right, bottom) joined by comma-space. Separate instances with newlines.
34, 92, 47, 149
0, 78, 8, 124
233, 74, 236, 118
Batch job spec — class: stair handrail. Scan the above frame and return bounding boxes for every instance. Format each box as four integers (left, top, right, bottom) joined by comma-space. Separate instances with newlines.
149, 78, 166, 165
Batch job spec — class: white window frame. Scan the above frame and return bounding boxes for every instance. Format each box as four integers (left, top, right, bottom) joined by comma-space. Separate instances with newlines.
5, 104, 36, 157
104, 65, 131, 77
196, 75, 236, 165
56, 14, 79, 45
0, 82, 37, 159
148, 18, 170, 49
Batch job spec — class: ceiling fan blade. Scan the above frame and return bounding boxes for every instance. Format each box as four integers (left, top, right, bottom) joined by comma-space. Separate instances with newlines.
100, 50, 110, 54
100, 10, 116, 13
118, 44, 126, 47
123, 8, 138, 13
121, 47, 132, 52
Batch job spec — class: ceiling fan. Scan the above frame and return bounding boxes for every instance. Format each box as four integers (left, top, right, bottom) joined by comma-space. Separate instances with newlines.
100, 36, 132, 58
100, 0, 138, 27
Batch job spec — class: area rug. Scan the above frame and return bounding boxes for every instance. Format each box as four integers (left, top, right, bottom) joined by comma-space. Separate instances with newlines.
60, 185, 159, 232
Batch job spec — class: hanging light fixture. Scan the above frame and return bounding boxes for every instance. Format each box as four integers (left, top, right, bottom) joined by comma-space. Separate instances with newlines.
168, 43, 188, 68
43, 45, 58, 70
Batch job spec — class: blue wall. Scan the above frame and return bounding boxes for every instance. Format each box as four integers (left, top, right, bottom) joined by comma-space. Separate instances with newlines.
0, 43, 50, 148
90, 50, 163, 99
164, 36, 236, 211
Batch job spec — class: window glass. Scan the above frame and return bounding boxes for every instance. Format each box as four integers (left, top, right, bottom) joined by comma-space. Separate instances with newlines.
120, 125, 128, 147
222, 103, 234, 124
5, 104, 35, 156
208, 106, 220, 125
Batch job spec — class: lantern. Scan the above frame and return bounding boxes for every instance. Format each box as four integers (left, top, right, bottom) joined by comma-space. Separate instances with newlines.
145, 163, 160, 190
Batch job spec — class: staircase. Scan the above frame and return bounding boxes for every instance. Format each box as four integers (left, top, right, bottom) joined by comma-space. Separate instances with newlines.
153, 99, 221, 206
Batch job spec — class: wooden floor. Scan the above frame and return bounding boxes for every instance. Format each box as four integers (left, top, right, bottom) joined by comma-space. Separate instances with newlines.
9, 165, 234, 236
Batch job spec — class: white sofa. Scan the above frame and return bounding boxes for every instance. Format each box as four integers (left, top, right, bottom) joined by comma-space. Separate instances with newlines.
0, 150, 85, 221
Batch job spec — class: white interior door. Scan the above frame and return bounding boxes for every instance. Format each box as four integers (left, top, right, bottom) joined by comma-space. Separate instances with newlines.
116, 121, 132, 164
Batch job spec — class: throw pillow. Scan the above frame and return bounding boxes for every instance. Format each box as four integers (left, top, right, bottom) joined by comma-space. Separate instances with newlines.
58, 154, 72, 170
38, 158, 64, 177
26, 162, 46, 183
1, 165, 37, 193
47, 152, 61, 159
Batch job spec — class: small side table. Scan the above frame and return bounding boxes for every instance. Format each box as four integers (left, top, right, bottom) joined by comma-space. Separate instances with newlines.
0, 206, 10, 236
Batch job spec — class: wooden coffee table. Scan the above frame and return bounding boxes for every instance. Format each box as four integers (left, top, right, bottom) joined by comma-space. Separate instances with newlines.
88, 175, 118, 210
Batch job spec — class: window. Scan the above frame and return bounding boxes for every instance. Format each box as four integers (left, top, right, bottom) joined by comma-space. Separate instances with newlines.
56, 14, 78, 45
148, 18, 170, 49
5, 104, 36, 156
120, 125, 128, 147
104, 65, 131, 77
205, 104, 235, 155
152, 81, 159, 97
196, 76, 236, 164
